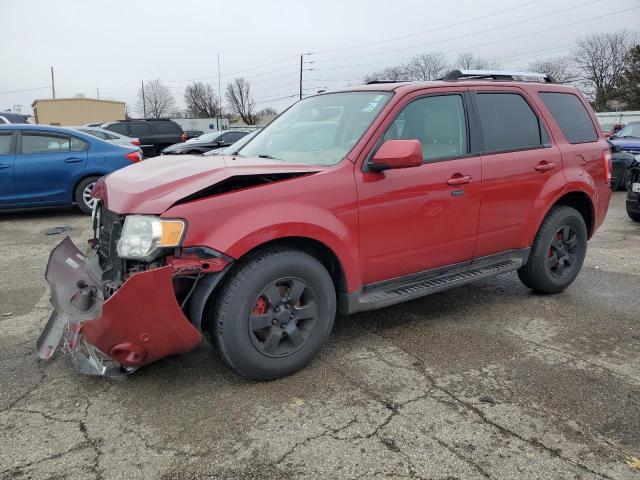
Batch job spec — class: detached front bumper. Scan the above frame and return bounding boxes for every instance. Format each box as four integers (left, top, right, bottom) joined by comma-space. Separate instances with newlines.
36, 237, 201, 375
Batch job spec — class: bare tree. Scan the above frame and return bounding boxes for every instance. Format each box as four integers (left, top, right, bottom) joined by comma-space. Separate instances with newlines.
225, 78, 258, 125
572, 30, 634, 111
184, 82, 221, 118
136, 79, 176, 118
453, 51, 499, 70
406, 52, 449, 80
364, 65, 410, 83
527, 57, 577, 84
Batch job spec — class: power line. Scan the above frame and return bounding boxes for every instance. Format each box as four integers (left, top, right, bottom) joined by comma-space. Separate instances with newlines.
0, 86, 50, 95
309, 0, 547, 56
309, 5, 639, 75
310, 0, 600, 65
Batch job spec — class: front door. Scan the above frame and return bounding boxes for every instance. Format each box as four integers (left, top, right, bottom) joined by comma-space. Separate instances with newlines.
0, 130, 16, 206
356, 90, 482, 285
14, 131, 87, 205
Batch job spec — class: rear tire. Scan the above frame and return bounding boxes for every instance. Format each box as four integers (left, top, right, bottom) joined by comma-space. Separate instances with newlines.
74, 176, 100, 215
518, 206, 587, 294
208, 247, 336, 380
627, 207, 640, 222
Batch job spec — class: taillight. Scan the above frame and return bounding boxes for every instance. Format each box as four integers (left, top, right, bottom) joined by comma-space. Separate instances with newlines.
181, 133, 186, 142
602, 149, 612, 185
131, 140, 140, 146
126, 151, 141, 163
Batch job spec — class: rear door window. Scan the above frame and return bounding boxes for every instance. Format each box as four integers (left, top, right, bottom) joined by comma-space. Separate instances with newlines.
0, 132, 13, 155
538, 92, 597, 144
153, 121, 180, 134
106, 123, 129, 136
129, 123, 153, 137
21, 133, 71, 154
20, 133, 87, 154
476, 93, 545, 152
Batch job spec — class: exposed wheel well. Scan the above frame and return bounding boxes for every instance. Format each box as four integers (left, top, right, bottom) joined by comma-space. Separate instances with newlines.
240, 237, 348, 294
549, 191, 594, 237
197, 237, 348, 333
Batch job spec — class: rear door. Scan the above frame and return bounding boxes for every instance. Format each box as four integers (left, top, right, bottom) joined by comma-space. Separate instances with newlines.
150, 121, 183, 154
470, 87, 565, 257
14, 131, 88, 205
0, 130, 17, 206
129, 122, 155, 156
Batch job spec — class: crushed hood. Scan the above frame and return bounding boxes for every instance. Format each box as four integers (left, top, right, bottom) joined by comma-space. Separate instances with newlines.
100, 154, 323, 214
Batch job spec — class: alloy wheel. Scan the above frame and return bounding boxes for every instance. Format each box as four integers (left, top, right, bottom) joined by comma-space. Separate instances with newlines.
248, 277, 319, 358
82, 182, 97, 210
547, 225, 579, 278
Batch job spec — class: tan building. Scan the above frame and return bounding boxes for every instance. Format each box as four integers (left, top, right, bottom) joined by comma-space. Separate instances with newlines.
31, 98, 126, 126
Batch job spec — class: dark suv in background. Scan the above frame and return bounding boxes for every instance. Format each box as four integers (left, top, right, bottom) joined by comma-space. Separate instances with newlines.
101, 119, 183, 157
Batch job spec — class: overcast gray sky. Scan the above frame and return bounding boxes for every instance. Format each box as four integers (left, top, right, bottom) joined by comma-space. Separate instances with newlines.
1, 0, 638, 115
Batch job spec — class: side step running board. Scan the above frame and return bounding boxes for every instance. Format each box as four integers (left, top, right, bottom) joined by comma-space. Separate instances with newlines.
340, 250, 528, 314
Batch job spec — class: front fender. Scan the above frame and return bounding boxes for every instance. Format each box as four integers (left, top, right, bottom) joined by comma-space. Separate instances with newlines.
191, 202, 360, 291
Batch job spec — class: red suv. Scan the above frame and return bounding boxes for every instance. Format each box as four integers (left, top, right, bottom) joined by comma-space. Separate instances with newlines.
37, 70, 612, 379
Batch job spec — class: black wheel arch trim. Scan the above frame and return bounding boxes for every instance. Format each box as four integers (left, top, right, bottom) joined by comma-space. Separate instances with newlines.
187, 264, 233, 332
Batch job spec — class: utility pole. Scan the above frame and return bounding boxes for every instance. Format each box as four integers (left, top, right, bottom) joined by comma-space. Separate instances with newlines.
96, 88, 100, 100
217, 53, 222, 120
141, 80, 146, 119
50, 66, 56, 99
299, 54, 303, 100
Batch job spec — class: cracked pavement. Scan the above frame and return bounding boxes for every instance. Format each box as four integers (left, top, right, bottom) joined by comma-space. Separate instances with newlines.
1, 193, 639, 479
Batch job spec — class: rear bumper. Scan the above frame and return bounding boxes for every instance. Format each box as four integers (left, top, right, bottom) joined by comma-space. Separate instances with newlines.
36, 237, 201, 375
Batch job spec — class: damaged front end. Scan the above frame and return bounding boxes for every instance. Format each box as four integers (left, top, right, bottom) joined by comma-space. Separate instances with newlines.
36, 203, 225, 376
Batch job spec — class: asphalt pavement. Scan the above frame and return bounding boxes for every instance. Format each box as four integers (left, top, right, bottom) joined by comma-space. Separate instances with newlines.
1, 193, 639, 479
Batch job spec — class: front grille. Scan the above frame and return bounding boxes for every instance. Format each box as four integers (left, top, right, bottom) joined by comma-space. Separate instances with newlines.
97, 207, 123, 274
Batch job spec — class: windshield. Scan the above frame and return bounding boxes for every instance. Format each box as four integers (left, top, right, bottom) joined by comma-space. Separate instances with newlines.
239, 91, 392, 165
616, 123, 640, 139
191, 132, 222, 143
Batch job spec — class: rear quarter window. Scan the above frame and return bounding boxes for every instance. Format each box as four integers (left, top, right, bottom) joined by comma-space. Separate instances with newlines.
538, 92, 597, 144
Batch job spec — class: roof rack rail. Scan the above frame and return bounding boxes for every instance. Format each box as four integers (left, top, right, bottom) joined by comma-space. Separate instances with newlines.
366, 80, 407, 85
440, 69, 557, 84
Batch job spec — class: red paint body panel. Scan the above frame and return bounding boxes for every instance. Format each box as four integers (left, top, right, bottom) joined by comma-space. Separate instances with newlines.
165, 161, 362, 291
101, 154, 323, 214
96, 81, 611, 296
82, 266, 201, 367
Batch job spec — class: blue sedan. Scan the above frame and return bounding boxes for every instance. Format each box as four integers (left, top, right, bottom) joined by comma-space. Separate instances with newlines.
0, 124, 140, 214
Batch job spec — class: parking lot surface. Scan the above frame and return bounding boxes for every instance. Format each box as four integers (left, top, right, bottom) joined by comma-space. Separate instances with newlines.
1, 193, 639, 480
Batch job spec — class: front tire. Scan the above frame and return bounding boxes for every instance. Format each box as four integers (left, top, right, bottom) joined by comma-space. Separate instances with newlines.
208, 248, 336, 380
74, 176, 100, 215
518, 206, 587, 294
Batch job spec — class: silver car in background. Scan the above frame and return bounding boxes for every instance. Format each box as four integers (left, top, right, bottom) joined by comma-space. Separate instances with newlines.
70, 126, 144, 158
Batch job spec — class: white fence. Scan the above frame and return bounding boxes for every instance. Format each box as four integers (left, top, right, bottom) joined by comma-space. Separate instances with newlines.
170, 117, 229, 132
595, 111, 640, 131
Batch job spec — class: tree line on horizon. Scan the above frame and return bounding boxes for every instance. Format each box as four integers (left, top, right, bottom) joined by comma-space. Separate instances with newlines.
130, 29, 639, 123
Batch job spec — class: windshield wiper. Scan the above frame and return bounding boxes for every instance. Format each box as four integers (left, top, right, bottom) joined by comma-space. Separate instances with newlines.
258, 154, 277, 159
618, 135, 639, 139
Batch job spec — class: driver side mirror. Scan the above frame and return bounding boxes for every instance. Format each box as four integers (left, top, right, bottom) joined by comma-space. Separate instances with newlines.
369, 139, 423, 172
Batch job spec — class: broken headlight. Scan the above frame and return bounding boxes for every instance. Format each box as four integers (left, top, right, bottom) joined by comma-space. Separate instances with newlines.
116, 215, 185, 261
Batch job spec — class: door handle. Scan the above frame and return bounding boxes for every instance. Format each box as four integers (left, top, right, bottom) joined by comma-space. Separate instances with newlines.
447, 175, 472, 186
535, 162, 555, 172
64, 157, 83, 163
0, 163, 10, 170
